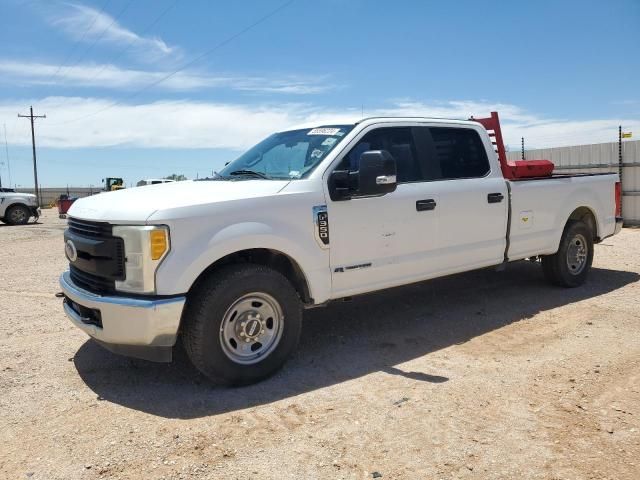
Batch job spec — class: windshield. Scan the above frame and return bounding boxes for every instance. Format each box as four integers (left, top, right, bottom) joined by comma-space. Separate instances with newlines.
218, 125, 353, 180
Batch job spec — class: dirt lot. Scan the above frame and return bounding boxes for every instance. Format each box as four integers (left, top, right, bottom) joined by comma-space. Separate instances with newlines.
1, 209, 639, 480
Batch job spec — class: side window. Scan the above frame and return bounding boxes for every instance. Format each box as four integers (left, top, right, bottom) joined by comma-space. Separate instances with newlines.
427, 127, 490, 180
338, 127, 424, 183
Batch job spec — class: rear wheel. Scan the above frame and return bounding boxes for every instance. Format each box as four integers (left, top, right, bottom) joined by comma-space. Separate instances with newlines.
182, 264, 302, 385
542, 220, 594, 287
5, 204, 31, 225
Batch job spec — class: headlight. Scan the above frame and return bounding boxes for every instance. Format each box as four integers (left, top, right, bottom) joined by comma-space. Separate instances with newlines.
112, 225, 170, 294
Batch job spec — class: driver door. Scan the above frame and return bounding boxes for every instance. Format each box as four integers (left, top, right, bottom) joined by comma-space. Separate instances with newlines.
325, 125, 440, 298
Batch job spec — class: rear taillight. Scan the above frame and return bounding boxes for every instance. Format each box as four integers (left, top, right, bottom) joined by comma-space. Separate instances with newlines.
615, 181, 622, 217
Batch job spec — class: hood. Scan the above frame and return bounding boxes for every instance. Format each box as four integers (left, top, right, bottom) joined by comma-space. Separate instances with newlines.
0, 191, 36, 197
0, 191, 37, 201
68, 179, 290, 223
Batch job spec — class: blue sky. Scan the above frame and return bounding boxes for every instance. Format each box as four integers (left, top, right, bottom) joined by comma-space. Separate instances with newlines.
0, 0, 638, 187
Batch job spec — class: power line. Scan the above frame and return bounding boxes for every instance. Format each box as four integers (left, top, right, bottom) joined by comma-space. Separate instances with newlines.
3, 115, 20, 152
48, 0, 113, 85
86, 0, 179, 82
49, 0, 296, 126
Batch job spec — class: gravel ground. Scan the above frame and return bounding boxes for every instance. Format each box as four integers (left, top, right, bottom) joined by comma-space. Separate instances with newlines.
1, 209, 639, 480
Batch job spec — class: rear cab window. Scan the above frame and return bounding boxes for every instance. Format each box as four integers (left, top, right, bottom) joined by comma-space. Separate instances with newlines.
423, 127, 490, 180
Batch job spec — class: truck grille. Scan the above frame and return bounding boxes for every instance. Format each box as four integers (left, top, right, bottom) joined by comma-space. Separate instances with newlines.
66, 217, 125, 295
70, 265, 116, 294
68, 217, 113, 238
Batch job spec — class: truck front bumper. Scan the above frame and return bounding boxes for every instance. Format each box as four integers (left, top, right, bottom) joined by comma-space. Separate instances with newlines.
59, 271, 185, 362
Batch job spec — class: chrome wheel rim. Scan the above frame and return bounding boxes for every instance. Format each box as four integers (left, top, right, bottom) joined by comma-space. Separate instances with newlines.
566, 233, 588, 275
10, 208, 27, 223
219, 292, 284, 365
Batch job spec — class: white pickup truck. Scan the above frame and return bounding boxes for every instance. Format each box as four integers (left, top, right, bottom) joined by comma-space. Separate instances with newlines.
59, 112, 623, 385
0, 189, 40, 225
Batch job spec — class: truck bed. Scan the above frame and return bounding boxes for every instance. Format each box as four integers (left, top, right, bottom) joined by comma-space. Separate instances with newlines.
507, 172, 618, 262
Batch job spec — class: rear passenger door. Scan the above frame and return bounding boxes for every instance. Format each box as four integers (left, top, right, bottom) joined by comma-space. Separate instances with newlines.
417, 126, 508, 273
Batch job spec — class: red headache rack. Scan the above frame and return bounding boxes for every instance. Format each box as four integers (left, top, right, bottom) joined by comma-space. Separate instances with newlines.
470, 111, 554, 179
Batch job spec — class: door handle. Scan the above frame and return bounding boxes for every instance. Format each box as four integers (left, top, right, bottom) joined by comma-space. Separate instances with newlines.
416, 199, 437, 211
487, 192, 504, 203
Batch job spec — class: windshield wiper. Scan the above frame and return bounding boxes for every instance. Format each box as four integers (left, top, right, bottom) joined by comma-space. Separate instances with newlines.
227, 169, 271, 179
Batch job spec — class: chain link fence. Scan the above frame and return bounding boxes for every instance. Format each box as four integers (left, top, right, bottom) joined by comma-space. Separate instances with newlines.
14, 187, 98, 208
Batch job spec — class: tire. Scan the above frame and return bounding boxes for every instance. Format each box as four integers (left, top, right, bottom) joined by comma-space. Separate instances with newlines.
542, 220, 594, 287
182, 264, 302, 386
5, 204, 31, 225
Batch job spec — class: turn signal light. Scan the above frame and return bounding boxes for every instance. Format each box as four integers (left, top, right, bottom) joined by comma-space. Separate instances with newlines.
615, 181, 622, 217
150, 229, 168, 260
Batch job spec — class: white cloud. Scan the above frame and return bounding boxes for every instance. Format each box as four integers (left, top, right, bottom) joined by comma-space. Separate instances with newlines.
50, 2, 175, 59
0, 59, 334, 94
0, 97, 637, 151
0, 97, 321, 149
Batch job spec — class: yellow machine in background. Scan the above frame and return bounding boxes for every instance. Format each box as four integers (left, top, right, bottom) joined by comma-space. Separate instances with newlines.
103, 177, 125, 191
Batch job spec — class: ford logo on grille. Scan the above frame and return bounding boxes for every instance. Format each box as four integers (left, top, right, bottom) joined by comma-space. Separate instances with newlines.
65, 239, 78, 262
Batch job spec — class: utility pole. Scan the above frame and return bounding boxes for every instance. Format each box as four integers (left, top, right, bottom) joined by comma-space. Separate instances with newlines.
3, 124, 11, 188
521, 137, 525, 160
18, 106, 46, 206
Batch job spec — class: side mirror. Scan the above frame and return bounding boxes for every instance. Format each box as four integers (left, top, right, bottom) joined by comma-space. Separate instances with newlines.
329, 150, 397, 201
357, 150, 397, 197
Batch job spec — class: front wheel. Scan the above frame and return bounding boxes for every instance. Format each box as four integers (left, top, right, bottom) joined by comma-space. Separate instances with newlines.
182, 264, 302, 385
542, 220, 594, 287
5, 204, 31, 225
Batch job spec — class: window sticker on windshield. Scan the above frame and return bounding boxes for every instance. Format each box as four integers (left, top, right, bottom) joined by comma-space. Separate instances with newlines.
308, 128, 341, 136
289, 170, 301, 178
321, 137, 337, 147
310, 149, 324, 159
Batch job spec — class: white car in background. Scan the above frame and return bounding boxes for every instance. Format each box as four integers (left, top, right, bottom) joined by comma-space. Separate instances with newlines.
0, 189, 40, 225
